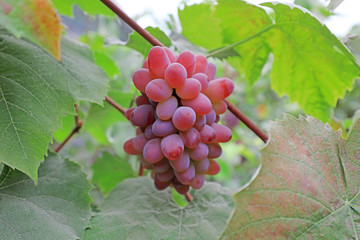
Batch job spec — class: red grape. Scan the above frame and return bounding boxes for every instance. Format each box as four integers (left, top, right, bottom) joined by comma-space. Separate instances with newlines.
148, 46, 170, 78
206, 62, 216, 80
192, 73, 209, 92
156, 96, 178, 121
143, 138, 164, 163
181, 93, 212, 115
179, 127, 200, 149
172, 106, 196, 131
211, 123, 232, 143
194, 158, 209, 173
199, 124, 217, 144
176, 50, 195, 77
212, 100, 227, 115
194, 55, 208, 74
204, 78, 234, 102
152, 119, 177, 137
207, 143, 222, 158
175, 162, 195, 185
190, 173, 205, 189
205, 159, 220, 175
164, 63, 187, 88
176, 78, 201, 99
161, 134, 184, 161
169, 151, 190, 172
130, 105, 155, 127
133, 68, 152, 93
153, 158, 171, 173
188, 142, 208, 161
145, 79, 172, 102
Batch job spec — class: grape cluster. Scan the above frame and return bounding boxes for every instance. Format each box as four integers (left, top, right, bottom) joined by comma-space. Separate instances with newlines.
123, 46, 234, 194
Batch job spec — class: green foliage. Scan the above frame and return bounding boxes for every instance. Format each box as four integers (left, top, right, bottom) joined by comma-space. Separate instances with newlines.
179, 0, 360, 122
127, 27, 172, 56
222, 115, 360, 239
0, 152, 92, 239
51, 0, 115, 17
92, 151, 135, 194
85, 177, 235, 240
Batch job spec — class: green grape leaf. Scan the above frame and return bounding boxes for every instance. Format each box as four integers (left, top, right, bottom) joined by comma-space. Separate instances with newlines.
0, 30, 108, 181
0, 0, 62, 59
126, 27, 171, 56
179, 1, 360, 122
51, 0, 115, 17
92, 152, 135, 195
222, 115, 360, 239
0, 152, 92, 240
85, 177, 235, 240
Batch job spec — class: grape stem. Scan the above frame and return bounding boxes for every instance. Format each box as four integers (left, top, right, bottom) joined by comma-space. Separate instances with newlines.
138, 164, 144, 176
185, 192, 193, 202
105, 96, 127, 115
55, 105, 83, 153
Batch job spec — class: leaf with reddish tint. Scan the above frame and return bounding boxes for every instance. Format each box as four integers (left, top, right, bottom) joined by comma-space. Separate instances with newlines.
222, 115, 360, 239
0, 0, 62, 60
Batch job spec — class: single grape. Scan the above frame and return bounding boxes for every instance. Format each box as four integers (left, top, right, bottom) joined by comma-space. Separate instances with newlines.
205, 109, 216, 125
199, 124, 217, 144
125, 107, 135, 121
156, 96, 178, 120
140, 156, 153, 170
164, 63, 187, 88
222, 112, 240, 129
157, 168, 175, 182
193, 114, 206, 130
163, 47, 176, 63
130, 104, 155, 127
161, 134, 184, 161
212, 100, 227, 115
176, 78, 201, 99
207, 143, 222, 158
192, 73, 209, 92
123, 138, 140, 155
204, 78, 234, 102
148, 46, 170, 79
175, 162, 195, 185
153, 158, 171, 173
172, 106, 196, 131
145, 79, 173, 102
132, 68, 152, 93
179, 127, 200, 149
143, 58, 148, 68
188, 142, 209, 161
136, 95, 150, 106
190, 173, 205, 189
144, 125, 156, 140
152, 119, 177, 137
194, 157, 209, 173
205, 62, 216, 80
132, 134, 148, 153
154, 174, 171, 190
181, 93, 212, 115
211, 123, 232, 143
176, 50, 195, 77
172, 178, 190, 194
169, 151, 190, 172
205, 159, 221, 175
143, 138, 164, 163
194, 55, 208, 74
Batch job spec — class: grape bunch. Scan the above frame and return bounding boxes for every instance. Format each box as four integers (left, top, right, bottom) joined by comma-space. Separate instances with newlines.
123, 46, 234, 194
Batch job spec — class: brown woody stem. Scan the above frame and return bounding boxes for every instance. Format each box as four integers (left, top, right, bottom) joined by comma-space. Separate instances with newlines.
138, 164, 144, 176
185, 192, 193, 202
105, 96, 127, 115
225, 100, 268, 143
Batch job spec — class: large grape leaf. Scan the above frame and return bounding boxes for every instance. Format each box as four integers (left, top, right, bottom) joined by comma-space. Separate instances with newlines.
51, 0, 115, 17
0, 30, 108, 181
85, 177, 235, 240
0, 152, 92, 240
222, 115, 360, 239
179, 1, 360, 122
0, 0, 62, 59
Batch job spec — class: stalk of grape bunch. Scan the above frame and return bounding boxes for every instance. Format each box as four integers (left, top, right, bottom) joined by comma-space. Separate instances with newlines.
123, 46, 234, 195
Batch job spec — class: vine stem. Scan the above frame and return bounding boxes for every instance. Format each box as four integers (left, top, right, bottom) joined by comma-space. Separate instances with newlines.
185, 192, 193, 202
105, 96, 127, 115
55, 105, 83, 153
138, 165, 144, 176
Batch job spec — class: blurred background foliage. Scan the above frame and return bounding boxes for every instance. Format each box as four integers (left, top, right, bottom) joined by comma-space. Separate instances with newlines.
53, 0, 360, 200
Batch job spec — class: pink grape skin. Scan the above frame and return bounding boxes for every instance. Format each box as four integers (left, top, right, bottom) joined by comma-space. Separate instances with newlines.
143, 58, 148, 68
211, 123, 232, 143
140, 156, 153, 170
181, 93, 212, 115
176, 78, 201, 99
205, 109, 216, 125
205, 159, 221, 175
193, 115, 206, 130
153, 158, 171, 173
175, 162, 195, 185
199, 124, 217, 144
161, 134, 184, 161
143, 138, 164, 163
125, 107, 135, 121
164, 47, 176, 63
172, 178, 190, 194
156, 96, 178, 121
145, 79, 173, 102
157, 168, 175, 182
154, 174, 171, 190
130, 105, 155, 127
132, 68, 152, 93
179, 127, 200, 149
152, 119, 177, 137
204, 78, 234, 102
136, 95, 150, 106
212, 100, 227, 115
188, 142, 209, 161
123, 139, 140, 155
207, 143, 222, 158
132, 134, 148, 153
148, 46, 170, 79
176, 50, 195, 77
192, 73, 209, 92
144, 125, 156, 140
194, 158, 209, 173
172, 107, 196, 131
190, 174, 205, 189
164, 63, 187, 88
194, 55, 208, 74
206, 62, 216, 80
169, 151, 190, 172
